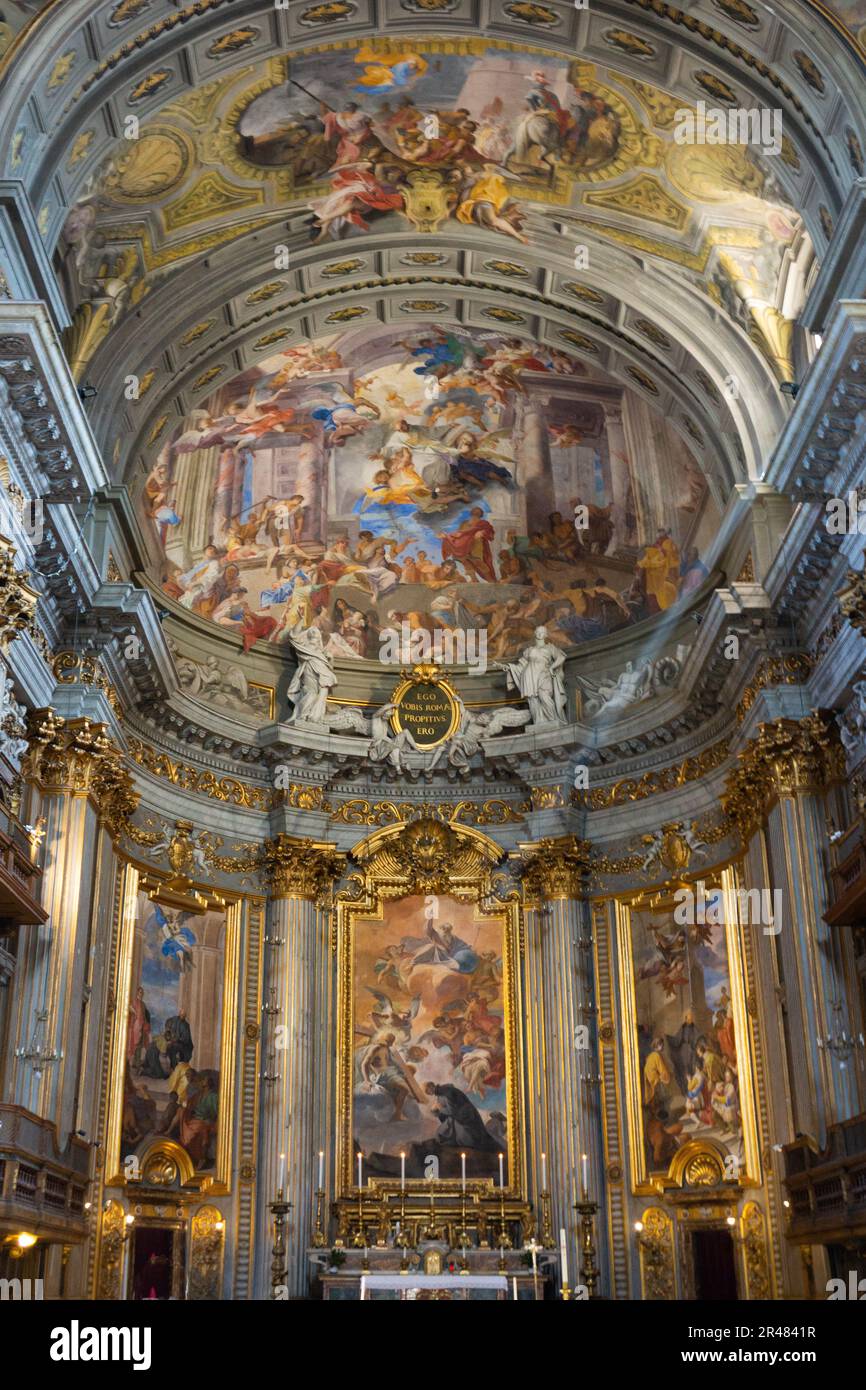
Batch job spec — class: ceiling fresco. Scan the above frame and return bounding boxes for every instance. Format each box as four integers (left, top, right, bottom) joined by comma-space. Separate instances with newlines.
144, 323, 717, 662
59, 40, 805, 387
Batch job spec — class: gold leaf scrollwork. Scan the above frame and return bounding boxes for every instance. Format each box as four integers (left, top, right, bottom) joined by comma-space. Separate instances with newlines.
741, 1200, 771, 1299
637, 1207, 675, 1299
188, 1204, 225, 1300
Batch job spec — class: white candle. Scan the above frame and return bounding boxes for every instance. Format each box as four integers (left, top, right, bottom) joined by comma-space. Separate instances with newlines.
581, 1152, 589, 1194
400, 1152, 406, 1191
318, 1150, 324, 1190
541, 1151, 547, 1191
357, 1152, 363, 1189
498, 1152, 505, 1189
461, 1153, 466, 1191
278, 1151, 286, 1193
560, 1226, 569, 1287
512, 1276, 518, 1301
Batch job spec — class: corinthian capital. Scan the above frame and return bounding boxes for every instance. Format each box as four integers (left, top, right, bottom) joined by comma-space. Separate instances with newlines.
519, 834, 592, 901
263, 834, 344, 900
722, 711, 845, 839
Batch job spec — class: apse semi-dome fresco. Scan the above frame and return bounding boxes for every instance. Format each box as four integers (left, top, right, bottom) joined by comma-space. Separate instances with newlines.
145, 326, 716, 660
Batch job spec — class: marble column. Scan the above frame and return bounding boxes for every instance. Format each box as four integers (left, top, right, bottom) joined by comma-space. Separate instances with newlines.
520, 836, 606, 1294
516, 391, 555, 537
255, 835, 344, 1299
601, 399, 630, 548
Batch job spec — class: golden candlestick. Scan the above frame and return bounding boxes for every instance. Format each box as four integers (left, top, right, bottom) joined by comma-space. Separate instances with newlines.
539, 1189, 554, 1247
498, 1187, 512, 1249
269, 1192, 291, 1299
575, 1193, 599, 1299
312, 1188, 326, 1248
353, 1185, 367, 1248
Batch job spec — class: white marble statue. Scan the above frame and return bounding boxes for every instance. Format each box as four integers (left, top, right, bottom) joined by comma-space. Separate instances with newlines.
840, 678, 866, 757
285, 621, 338, 725
495, 626, 568, 728
578, 651, 684, 720
0, 670, 28, 764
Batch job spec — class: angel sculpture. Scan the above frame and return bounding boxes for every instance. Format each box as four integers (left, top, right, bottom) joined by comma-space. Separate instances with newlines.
427, 702, 531, 771
327, 702, 420, 773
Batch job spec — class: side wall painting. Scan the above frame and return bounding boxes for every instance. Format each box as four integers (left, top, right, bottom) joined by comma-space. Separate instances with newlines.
106, 867, 240, 1191
616, 875, 761, 1192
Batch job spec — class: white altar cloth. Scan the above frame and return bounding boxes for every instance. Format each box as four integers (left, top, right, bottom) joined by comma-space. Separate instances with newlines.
360, 1274, 509, 1300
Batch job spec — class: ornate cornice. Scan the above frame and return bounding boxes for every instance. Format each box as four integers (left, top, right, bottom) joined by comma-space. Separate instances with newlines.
722, 710, 845, 840
518, 834, 593, 902
262, 833, 344, 901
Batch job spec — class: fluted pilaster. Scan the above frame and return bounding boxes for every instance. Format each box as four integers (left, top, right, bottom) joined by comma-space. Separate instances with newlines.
519, 836, 605, 1292
255, 836, 343, 1298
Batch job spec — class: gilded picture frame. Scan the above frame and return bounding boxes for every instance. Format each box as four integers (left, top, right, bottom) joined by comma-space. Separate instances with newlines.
615, 866, 762, 1194
334, 818, 525, 1201
104, 860, 241, 1194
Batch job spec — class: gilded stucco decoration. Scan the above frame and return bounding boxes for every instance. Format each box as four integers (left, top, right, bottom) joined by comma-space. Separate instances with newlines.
741, 1200, 772, 1298
836, 548, 866, 636
0, 535, 40, 650
23, 709, 139, 833
188, 1204, 226, 1300
350, 815, 504, 896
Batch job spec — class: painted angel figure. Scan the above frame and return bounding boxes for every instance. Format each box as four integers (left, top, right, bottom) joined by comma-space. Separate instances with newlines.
152, 904, 197, 974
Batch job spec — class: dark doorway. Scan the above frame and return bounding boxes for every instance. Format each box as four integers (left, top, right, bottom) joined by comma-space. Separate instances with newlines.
692, 1228, 738, 1300
130, 1226, 176, 1301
